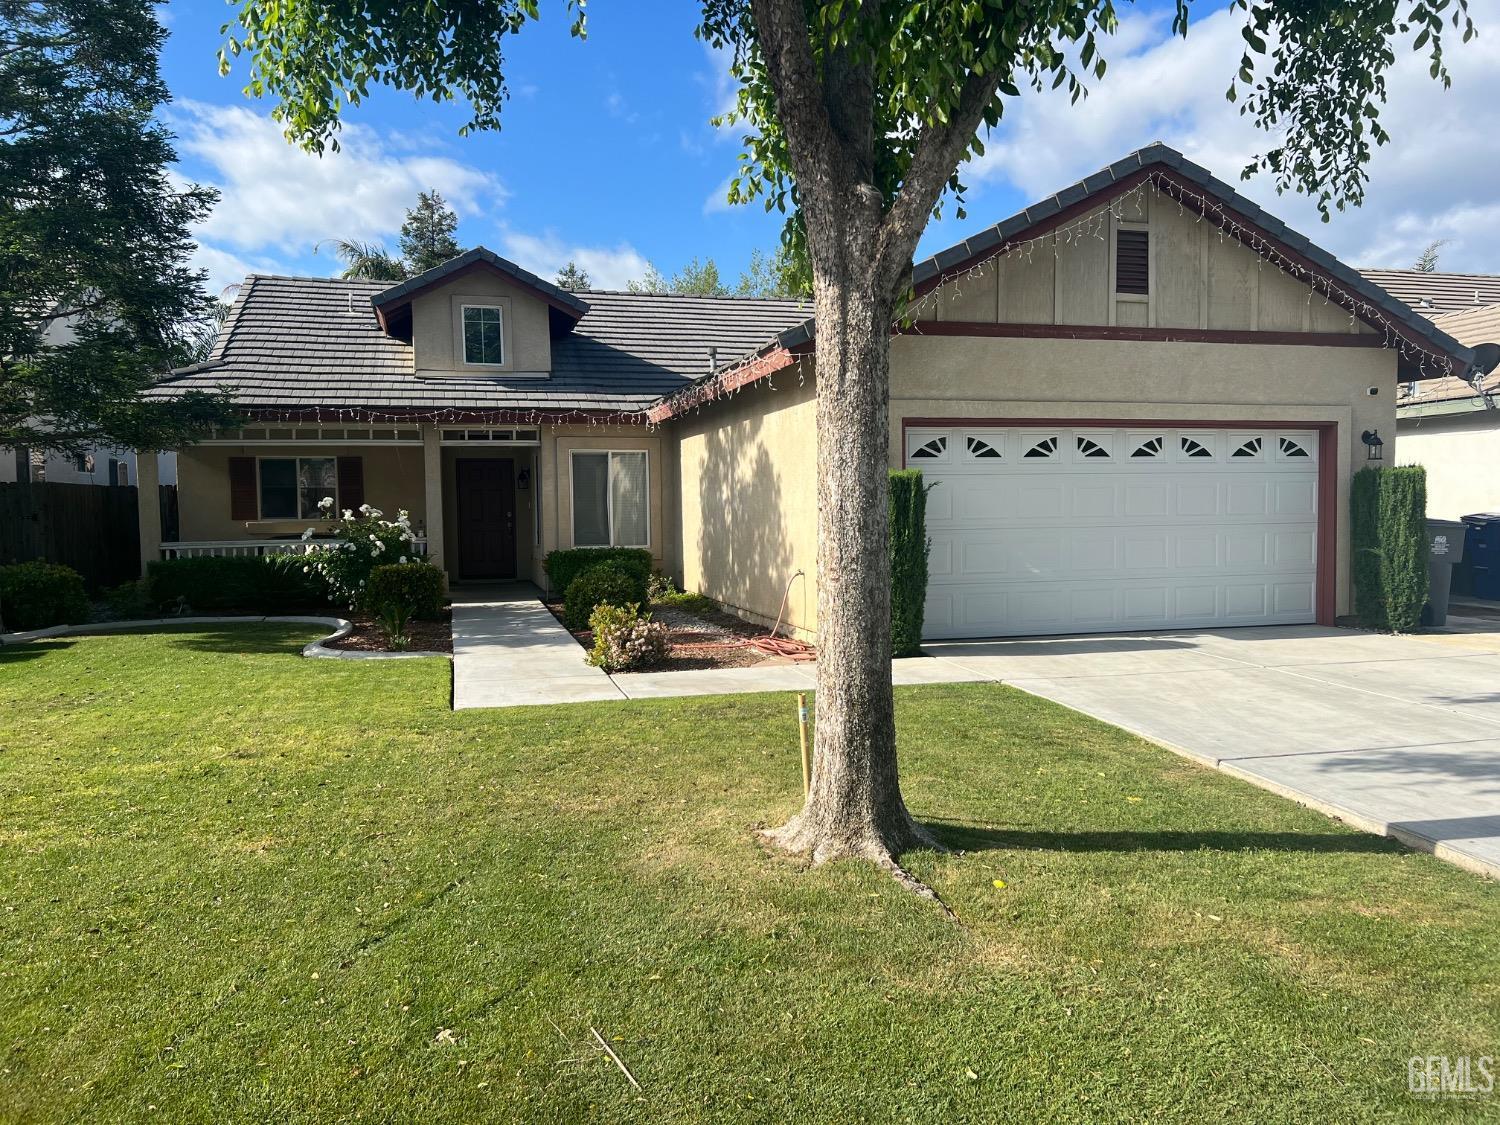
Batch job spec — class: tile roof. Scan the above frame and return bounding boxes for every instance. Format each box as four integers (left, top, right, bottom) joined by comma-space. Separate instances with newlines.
1397, 303, 1500, 409
1356, 270, 1500, 315
148, 273, 811, 416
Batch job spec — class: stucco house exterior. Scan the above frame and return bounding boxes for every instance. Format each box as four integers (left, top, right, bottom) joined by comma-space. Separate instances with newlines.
142, 143, 1477, 641
1383, 272, 1500, 520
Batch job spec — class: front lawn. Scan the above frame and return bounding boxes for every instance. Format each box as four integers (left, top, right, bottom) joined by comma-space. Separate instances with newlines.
1, 626, 1495, 1122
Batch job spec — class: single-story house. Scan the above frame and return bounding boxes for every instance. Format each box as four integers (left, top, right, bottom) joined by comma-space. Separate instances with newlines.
140, 143, 1478, 641
1380, 271, 1500, 519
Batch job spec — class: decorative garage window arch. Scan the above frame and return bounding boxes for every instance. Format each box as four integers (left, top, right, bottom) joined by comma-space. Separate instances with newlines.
901, 416, 1338, 634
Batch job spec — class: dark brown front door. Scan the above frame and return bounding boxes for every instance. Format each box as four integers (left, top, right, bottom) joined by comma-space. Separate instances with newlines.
456, 458, 517, 580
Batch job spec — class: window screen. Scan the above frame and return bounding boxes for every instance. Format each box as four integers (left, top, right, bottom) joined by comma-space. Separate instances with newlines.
260, 457, 336, 519
571, 452, 611, 547
571, 451, 649, 548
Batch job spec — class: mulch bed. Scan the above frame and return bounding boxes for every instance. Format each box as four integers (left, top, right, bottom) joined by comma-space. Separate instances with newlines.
326, 609, 454, 654
543, 599, 807, 671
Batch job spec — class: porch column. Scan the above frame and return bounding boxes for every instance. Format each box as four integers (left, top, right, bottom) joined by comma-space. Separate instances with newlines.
135, 451, 162, 573
422, 425, 445, 573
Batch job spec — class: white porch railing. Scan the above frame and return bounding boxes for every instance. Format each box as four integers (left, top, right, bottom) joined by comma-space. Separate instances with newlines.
160, 538, 428, 560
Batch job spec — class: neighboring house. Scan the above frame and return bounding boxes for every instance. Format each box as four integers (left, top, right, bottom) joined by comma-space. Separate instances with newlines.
1380, 272, 1500, 519
1, 308, 178, 487
0, 447, 176, 487
142, 143, 1477, 641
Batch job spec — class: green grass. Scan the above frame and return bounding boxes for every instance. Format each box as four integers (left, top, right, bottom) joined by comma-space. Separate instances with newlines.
1, 625, 1497, 1123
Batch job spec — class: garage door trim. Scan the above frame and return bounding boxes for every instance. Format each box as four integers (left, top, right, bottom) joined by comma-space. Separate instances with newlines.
901, 416, 1338, 627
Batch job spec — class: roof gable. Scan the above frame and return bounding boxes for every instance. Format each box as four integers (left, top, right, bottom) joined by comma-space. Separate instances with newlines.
371, 247, 591, 337
912, 142, 1471, 377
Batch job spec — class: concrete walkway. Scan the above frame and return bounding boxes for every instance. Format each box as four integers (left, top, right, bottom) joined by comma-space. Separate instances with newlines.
928, 620, 1500, 879
451, 585, 624, 709
449, 584, 992, 709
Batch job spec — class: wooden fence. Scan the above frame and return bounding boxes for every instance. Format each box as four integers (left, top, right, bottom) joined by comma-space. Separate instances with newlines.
0, 482, 177, 590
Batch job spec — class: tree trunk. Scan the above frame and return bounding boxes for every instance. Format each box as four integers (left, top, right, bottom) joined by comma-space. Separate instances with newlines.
762, 195, 936, 866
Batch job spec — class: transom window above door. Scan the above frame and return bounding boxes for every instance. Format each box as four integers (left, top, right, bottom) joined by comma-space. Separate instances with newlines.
572, 450, 649, 548
461, 304, 505, 365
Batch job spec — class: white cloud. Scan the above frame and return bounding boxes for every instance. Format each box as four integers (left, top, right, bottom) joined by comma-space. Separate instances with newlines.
497, 230, 651, 290
172, 101, 504, 257
190, 242, 285, 297
959, 1, 1500, 271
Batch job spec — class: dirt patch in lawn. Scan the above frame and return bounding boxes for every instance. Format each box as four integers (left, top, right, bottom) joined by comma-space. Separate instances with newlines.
326, 609, 453, 654
543, 598, 810, 671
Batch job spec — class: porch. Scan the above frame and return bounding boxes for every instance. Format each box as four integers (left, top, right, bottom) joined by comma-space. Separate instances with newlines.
136, 420, 667, 589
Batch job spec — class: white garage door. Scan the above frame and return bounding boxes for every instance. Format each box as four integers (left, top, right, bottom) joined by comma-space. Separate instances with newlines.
910, 425, 1320, 639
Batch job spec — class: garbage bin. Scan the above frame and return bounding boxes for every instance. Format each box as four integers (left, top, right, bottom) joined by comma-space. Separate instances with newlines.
1425, 519, 1467, 626
1462, 513, 1500, 602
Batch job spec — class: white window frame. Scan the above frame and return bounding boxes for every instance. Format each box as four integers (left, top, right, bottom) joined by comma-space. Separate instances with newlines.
459, 303, 506, 367
257, 455, 337, 521
569, 449, 651, 549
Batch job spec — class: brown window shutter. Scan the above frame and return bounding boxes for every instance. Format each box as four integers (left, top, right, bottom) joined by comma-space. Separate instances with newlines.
1116, 229, 1149, 295
337, 456, 364, 512
228, 457, 258, 521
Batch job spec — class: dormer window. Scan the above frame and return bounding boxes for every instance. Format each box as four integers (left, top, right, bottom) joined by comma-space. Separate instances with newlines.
461, 304, 505, 366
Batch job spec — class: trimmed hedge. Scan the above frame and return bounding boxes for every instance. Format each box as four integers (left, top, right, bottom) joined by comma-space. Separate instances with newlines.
145, 556, 326, 614
0, 561, 89, 631
1380, 466, 1428, 632
544, 547, 652, 596
1351, 465, 1428, 632
889, 469, 932, 657
563, 564, 648, 631
366, 562, 445, 620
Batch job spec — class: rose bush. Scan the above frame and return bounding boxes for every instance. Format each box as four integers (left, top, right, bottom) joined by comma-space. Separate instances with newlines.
586, 602, 669, 673
300, 503, 421, 611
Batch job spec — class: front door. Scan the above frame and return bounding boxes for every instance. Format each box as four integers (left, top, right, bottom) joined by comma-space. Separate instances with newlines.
456, 458, 517, 580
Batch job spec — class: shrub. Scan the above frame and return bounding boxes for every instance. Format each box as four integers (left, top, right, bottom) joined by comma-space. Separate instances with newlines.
1379, 466, 1428, 632
544, 547, 652, 596
100, 579, 153, 620
1351, 465, 1428, 633
1351, 467, 1384, 629
0, 561, 89, 631
146, 556, 325, 614
563, 564, 646, 631
648, 572, 713, 615
890, 468, 933, 657
300, 505, 421, 611
367, 562, 446, 651
587, 602, 669, 672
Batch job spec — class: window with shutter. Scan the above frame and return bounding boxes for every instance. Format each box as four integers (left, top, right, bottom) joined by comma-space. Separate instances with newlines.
1116, 229, 1149, 295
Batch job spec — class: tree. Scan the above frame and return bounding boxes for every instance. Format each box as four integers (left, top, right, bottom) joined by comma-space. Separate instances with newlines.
626, 258, 731, 295
399, 189, 462, 274
224, 0, 1474, 886
329, 239, 408, 281
1413, 239, 1449, 272
555, 261, 591, 291
2, 0, 236, 454
736, 245, 810, 298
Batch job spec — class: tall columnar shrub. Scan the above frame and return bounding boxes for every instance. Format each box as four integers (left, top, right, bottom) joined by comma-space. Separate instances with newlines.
1379, 466, 1428, 632
1351, 465, 1428, 633
1351, 467, 1385, 629
889, 469, 932, 657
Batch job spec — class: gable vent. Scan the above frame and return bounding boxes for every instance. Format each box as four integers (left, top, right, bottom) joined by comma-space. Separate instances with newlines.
1116, 229, 1149, 295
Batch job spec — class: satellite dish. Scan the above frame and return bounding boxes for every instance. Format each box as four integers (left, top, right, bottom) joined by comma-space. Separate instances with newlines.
1470, 341, 1500, 376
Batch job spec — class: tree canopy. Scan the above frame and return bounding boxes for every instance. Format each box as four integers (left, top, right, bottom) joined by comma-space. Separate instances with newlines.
399, 190, 463, 274
2, 0, 237, 453
555, 262, 591, 291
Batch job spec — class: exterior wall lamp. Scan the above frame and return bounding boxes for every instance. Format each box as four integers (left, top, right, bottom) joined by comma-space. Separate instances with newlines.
1361, 429, 1385, 461
517, 467, 531, 490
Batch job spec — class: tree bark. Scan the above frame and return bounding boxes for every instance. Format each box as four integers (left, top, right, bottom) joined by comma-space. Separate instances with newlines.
760, 187, 936, 866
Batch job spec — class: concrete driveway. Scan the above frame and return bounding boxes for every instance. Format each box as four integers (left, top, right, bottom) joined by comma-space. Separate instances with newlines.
927, 621, 1500, 880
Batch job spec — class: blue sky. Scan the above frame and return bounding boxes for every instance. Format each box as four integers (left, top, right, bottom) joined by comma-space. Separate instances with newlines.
159, 1, 1500, 296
